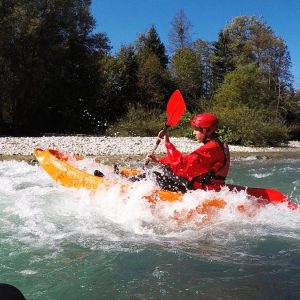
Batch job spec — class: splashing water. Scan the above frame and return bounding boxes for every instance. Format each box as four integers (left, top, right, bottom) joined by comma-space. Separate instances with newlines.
1, 159, 300, 299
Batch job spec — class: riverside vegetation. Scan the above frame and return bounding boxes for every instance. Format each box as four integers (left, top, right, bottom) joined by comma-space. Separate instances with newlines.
1, 2, 299, 145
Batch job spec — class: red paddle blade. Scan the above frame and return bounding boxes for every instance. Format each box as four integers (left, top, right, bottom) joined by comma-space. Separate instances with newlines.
166, 90, 186, 127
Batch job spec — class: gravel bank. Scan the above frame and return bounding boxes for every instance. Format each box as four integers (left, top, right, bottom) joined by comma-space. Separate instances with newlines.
1, 136, 300, 161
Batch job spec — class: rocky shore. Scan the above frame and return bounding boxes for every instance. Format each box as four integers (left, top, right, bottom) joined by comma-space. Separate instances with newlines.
1, 136, 300, 162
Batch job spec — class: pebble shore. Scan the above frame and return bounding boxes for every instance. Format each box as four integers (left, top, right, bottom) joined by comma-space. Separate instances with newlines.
1, 136, 300, 160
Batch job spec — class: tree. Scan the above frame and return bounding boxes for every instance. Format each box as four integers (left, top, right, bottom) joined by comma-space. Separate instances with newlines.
213, 64, 271, 109
136, 25, 168, 68
0, 0, 110, 134
193, 39, 214, 99
170, 48, 202, 110
134, 26, 172, 108
210, 16, 294, 118
219, 16, 293, 98
136, 53, 172, 108
289, 90, 300, 139
93, 46, 139, 131
168, 10, 192, 53
210, 31, 235, 91
212, 64, 289, 146
116, 45, 139, 105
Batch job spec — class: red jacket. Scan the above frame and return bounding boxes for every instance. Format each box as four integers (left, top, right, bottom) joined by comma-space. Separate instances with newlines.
158, 140, 230, 190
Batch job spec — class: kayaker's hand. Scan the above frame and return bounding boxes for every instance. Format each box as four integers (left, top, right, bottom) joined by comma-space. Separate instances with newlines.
147, 154, 158, 163
157, 130, 170, 143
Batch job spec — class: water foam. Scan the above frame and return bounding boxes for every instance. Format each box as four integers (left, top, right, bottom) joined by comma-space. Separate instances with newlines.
1, 160, 300, 254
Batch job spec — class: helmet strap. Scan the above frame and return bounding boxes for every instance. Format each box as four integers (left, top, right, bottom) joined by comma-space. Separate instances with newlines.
203, 128, 209, 143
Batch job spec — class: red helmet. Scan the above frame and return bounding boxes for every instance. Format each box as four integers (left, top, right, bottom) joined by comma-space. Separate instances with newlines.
191, 113, 219, 133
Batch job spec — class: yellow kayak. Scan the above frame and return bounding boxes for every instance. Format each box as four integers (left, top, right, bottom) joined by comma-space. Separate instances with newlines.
34, 148, 297, 217
34, 148, 225, 205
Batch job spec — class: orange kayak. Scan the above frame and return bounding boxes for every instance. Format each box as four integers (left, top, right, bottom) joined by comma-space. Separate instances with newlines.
34, 148, 191, 204
34, 148, 297, 211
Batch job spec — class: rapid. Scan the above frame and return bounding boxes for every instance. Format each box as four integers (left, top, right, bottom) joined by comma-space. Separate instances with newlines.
1, 158, 300, 299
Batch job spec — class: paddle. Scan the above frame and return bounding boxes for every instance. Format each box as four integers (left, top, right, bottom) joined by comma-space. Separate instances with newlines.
145, 89, 186, 165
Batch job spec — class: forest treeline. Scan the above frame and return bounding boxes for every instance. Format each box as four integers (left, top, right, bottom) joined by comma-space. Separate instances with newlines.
0, 0, 299, 145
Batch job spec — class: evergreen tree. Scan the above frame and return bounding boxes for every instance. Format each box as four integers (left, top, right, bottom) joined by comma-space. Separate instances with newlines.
94, 46, 138, 131
137, 25, 168, 68
117, 45, 139, 105
210, 31, 235, 91
193, 39, 214, 99
135, 26, 172, 108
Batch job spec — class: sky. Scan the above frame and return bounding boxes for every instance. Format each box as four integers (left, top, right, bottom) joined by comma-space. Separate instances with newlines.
91, 0, 300, 89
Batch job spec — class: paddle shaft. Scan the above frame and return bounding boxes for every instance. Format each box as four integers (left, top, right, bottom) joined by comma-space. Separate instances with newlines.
145, 126, 169, 165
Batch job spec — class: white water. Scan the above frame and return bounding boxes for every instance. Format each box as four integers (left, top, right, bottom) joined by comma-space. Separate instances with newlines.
2, 159, 300, 299
1, 159, 300, 255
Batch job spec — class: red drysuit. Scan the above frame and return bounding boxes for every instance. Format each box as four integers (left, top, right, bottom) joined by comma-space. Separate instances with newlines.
157, 140, 230, 190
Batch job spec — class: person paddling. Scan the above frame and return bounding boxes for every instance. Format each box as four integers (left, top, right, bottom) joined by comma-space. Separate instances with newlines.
95, 112, 230, 193
140, 113, 230, 193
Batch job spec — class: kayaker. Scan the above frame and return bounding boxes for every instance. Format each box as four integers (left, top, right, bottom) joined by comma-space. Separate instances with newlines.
142, 113, 230, 193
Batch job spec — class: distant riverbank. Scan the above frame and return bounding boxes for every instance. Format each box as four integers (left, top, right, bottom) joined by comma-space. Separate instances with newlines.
1, 136, 300, 162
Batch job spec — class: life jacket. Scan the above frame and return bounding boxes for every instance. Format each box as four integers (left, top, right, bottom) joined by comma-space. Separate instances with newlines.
158, 140, 230, 191
190, 141, 230, 190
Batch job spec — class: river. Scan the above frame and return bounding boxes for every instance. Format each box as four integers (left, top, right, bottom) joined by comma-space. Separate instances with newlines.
0, 158, 300, 299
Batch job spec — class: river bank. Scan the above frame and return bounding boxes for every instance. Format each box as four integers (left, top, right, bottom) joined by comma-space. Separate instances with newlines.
1, 136, 300, 162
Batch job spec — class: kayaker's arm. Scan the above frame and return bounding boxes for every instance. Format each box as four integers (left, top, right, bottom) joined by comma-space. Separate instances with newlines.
146, 130, 171, 164
145, 130, 184, 166
157, 141, 185, 166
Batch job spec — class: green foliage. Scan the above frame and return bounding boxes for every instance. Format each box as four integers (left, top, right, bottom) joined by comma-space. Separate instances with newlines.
216, 128, 235, 144
106, 100, 290, 145
106, 104, 195, 138
136, 53, 172, 109
193, 39, 214, 98
0, 0, 110, 134
135, 26, 173, 109
139, 25, 169, 68
213, 64, 272, 109
1, 5, 299, 142
211, 16, 293, 105
213, 104, 289, 146
170, 48, 202, 110
106, 104, 166, 136
210, 31, 235, 90
290, 124, 300, 140
117, 45, 139, 105
212, 64, 290, 145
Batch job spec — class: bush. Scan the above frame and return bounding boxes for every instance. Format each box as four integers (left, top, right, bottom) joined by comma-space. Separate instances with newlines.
216, 128, 235, 144
106, 102, 290, 146
106, 104, 196, 137
212, 104, 289, 146
170, 111, 195, 138
106, 104, 166, 136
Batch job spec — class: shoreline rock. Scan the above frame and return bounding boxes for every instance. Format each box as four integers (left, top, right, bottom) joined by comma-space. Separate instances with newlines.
1, 136, 300, 162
